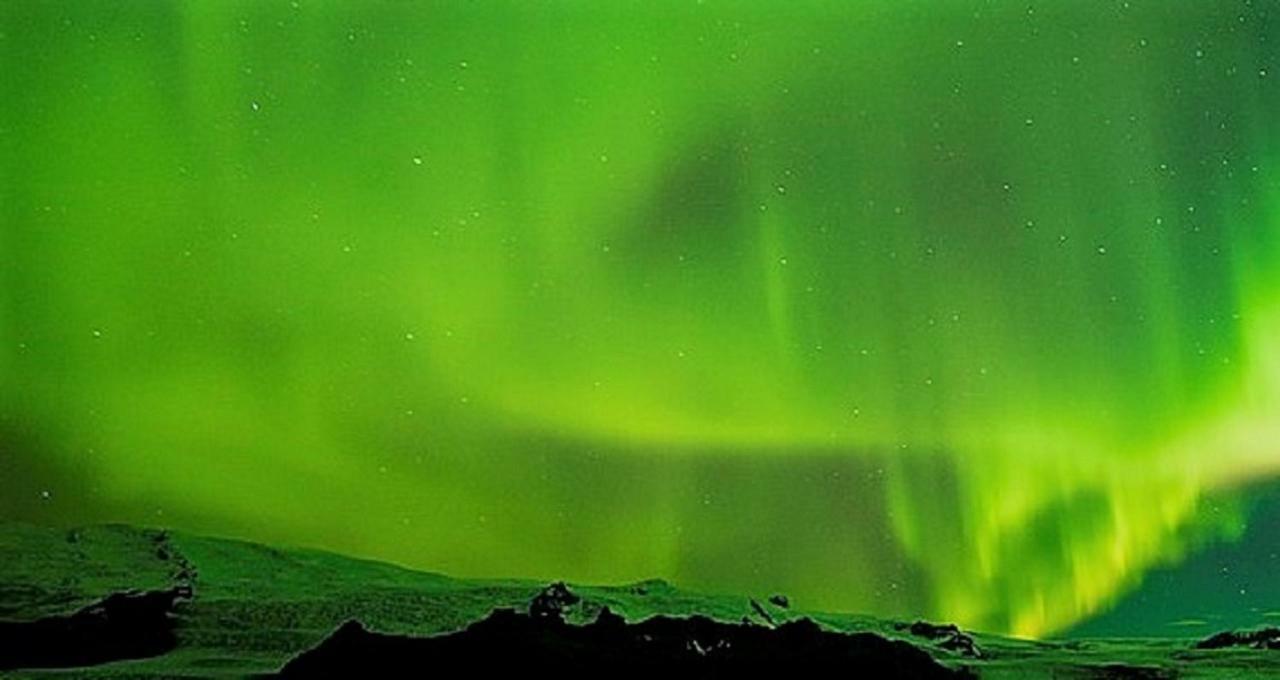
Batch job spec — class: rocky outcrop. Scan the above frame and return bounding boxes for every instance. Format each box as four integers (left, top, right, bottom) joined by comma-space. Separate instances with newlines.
1195, 627, 1280, 650
897, 620, 983, 658
0, 586, 190, 670
277, 605, 967, 678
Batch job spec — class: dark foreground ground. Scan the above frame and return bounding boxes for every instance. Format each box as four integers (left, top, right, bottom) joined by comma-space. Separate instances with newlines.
1, 523, 1278, 678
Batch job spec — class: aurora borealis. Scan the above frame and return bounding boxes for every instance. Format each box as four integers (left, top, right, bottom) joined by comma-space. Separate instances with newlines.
3, 0, 1280, 637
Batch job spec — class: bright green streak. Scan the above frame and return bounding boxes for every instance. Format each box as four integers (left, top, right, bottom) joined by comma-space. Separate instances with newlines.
3, 1, 1279, 636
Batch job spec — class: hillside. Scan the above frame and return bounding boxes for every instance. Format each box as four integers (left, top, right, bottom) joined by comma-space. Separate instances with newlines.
2, 523, 1278, 678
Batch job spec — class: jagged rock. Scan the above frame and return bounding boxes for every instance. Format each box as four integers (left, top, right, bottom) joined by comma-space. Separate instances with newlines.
898, 621, 982, 658
529, 581, 581, 621
594, 606, 627, 631
0, 587, 189, 671
1195, 627, 1280, 650
276, 608, 966, 678
750, 598, 777, 627
768, 594, 790, 609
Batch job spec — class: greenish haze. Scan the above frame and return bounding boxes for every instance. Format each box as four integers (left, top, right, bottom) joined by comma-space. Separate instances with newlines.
2, 1, 1278, 637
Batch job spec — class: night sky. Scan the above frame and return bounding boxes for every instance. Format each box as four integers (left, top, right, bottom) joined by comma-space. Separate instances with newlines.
2, 1, 1279, 637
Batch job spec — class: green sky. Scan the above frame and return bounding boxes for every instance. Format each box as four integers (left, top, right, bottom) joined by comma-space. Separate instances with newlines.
2, 0, 1279, 637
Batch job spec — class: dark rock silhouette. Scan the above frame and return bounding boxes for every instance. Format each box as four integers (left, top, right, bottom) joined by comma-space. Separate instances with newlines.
529, 581, 581, 620
1195, 627, 1280, 650
0, 587, 190, 671
276, 606, 966, 678
897, 620, 983, 658
768, 594, 790, 609
749, 598, 777, 626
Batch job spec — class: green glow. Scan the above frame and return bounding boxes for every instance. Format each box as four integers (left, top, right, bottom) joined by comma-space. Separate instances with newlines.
3, 1, 1279, 637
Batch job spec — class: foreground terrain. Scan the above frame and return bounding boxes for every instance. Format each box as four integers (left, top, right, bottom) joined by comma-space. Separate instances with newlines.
1, 523, 1278, 677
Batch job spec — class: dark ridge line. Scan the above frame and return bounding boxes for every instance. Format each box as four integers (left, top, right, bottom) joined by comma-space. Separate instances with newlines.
895, 620, 983, 658
0, 586, 191, 671
1195, 627, 1280, 650
275, 606, 970, 678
